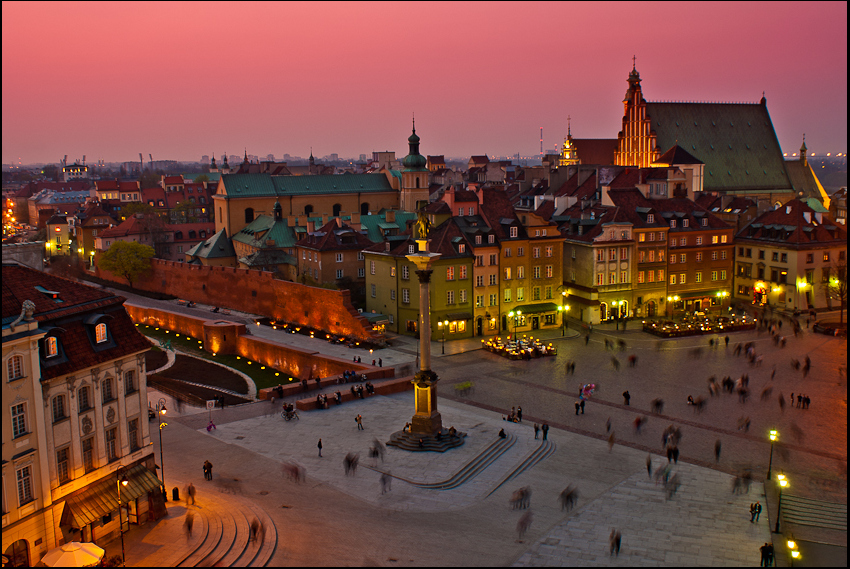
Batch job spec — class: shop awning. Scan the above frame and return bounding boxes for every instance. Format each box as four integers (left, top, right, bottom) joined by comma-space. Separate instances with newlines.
677, 289, 726, 300
512, 303, 560, 314
59, 465, 162, 529
446, 312, 473, 321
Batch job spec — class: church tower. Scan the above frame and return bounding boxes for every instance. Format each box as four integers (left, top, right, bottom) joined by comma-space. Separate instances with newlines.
800, 135, 808, 167
400, 118, 429, 211
559, 116, 580, 166
614, 59, 659, 167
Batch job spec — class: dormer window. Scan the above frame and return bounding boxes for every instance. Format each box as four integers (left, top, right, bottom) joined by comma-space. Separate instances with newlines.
475, 235, 481, 245
670, 220, 677, 229
46, 336, 59, 358
701, 218, 708, 227
95, 323, 108, 343
683, 219, 689, 228
488, 235, 495, 244
510, 227, 518, 238
459, 244, 466, 253
647, 214, 654, 223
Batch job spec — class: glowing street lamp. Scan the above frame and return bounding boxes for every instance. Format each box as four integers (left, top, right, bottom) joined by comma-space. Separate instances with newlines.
767, 429, 778, 480
156, 399, 168, 501
508, 310, 522, 341
438, 320, 449, 354
117, 471, 129, 565
773, 473, 788, 534
787, 539, 800, 566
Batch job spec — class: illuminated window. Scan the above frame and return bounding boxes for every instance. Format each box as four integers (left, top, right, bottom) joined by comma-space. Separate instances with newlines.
46, 336, 58, 358
446, 266, 454, 281
658, 269, 664, 281
647, 214, 654, 223
696, 237, 703, 245
639, 233, 646, 243
533, 266, 541, 279
504, 267, 511, 280
721, 270, 727, 280
597, 273, 604, 285
516, 288, 524, 301
95, 323, 107, 343
695, 272, 702, 283
638, 271, 644, 283
459, 289, 467, 303
680, 273, 686, 284
712, 235, 719, 244
476, 295, 484, 307
680, 254, 686, 263
517, 265, 525, 279
546, 246, 553, 257
390, 267, 396, 277
545, 265, 553, 278
670, 274, 677, 285
533, 247, 541, 258
504, 288, 512, 302
620, 271, 627, 283
609, 273, 616, 284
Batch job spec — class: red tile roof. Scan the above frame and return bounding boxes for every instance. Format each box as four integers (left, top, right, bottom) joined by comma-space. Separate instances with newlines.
737, 198, 846, 246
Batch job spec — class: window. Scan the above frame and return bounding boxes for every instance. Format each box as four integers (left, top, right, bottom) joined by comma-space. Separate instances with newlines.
620, 247, 628, 260
596, 250, 604, 262
489, 294, 498, 306
683, 219, 689, 228
78, 386, 91, 412
648, 270, 655, 282
459, 266, 467, 279
545, 265, 553, 278
468, 207, 474, 216
721, 270, 727, 281
649, 250, 656, 262
516, 288, 524, 301
358, 252, 365, 261
125, 371, 136, 394
670, 255, 676, 264
489, 274, 497, 286
696, 237, 703, 246
12, 403, 27, 438
488, 235, 495, 244
504, 267, 511, 280
746, 248, 752, 257
639, 251, 645, 263
711, 251, 718, 261
510, 226, 518, 238
609, 273, 617, 284
658, 269, 664, 281
518, 247, 524, 256
649, 232, 656, 242
402, 266, 409, 279
780, 253, 787, 263
52, 395, 66, 423
647, 214, 655, 223
402, 289, 410, 303
458, 207, 463, 216
701, 218, 708, 227
711, 270, 718, 281
459, 289, 467, 303
823, 253, 830, 262
680, 238, 687, 247
680, 254, 686, 263
772, 252, 779, 262
370, 261, 375, 275
504, 248, 512, 258
670, 274, 677, 285
476, 275, 484, 287
475, 235, 482, 245
489, 254, 497, 266
333, 269, 341, 279
446, 267, 454, 281
459, 244, 466, 253
721, 235, 728, 243
739, 247, 744, 256
533, 266, 541, 279
504, 288, 512, 302
639, 233, 646, 243
358, 268, 365, 278
336, 253, 343, 263
82, 437, 95, 473
696, 252, 703, 262
712, 235, 719, 244
102, 378, 114, 403
390, 289, 395, 300
371, 284, 376, 298
805, 253, 813, 264
695, 272, 702, 283
46, 336, 58, 358
106, 428, 118, 462
721, 251, 727, 260
620, 271, 627, 283
670, 220, 676, 229
17, 465, 34, 505
680, 273, 686, 284
533, 287, 541, 300
638, 271, 644, 283
476, 295, 484, 308
57, 447, 71, 484
532, 247, 540, 258
7, 355, 24, 380
545, 286, 552, 299
609, 249, 617, 261
659, 232, 666, 241
546, 246, 553, 257
517, 266, 525, 279
570, 269, 576, 281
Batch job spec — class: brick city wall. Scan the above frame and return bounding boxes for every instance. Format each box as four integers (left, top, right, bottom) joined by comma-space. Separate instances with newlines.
98, 258, 378, 341
125, 304, 379, 381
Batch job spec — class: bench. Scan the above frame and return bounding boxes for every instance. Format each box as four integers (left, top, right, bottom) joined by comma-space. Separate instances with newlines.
294, 376, 414, 411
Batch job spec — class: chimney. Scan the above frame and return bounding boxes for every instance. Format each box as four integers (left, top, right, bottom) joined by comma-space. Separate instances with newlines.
350, 212, 361, 225
322, 213, 329, 226
287, 215, 296, 227
335, 216, 343, 228
385, 210, 395, 223
307, 219, 316, 232
297, 214, 307, 227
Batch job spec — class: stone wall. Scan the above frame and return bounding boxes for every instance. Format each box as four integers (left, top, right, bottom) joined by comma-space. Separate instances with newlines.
97, 258, 378, 341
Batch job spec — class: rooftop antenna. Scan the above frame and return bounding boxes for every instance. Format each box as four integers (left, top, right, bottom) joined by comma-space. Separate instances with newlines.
540, 127, 543, 156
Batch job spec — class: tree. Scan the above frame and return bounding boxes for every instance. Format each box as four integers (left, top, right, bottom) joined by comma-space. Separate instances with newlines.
139, 170, 163, 189
98, 241, 155, 288
119, 202, 159, 221
823, 259, 848, 325
194, 174, 210, 183
41, 164, 60, 181
171, 201, 199, 223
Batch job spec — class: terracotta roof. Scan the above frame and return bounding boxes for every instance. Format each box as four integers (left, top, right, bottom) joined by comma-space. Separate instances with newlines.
736, 198, 846, 246
162, 176, 183, 185
534, 199, 555, 221
655, 144, 704, 165
296, 220, 374, 252
573, 172, 598, 200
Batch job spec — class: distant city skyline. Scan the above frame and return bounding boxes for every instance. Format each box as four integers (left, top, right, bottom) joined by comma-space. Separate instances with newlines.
2, 2, 846, 165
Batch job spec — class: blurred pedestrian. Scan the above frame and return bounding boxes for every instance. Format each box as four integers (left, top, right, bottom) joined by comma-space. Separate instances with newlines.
646, 454, 652, 477
541, 423, 549, 440
317, 438, 323, 457
580, 400, 585, 414
715, 439, 721, 463
778, 393, 785, 412
356, 414, 364, 430
575, 401, 580, 415
186, 483, 196, 506
381, 471, 392, 494
622, 390, 630, 405
533, 423, 539, 439
184, 511, 194, 539
606, 417, 611, 433
608, 431, 615, 452
516, 510, 533, 542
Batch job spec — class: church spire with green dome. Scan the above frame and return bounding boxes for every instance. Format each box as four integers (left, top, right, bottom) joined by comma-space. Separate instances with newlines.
403, 116, 427, 171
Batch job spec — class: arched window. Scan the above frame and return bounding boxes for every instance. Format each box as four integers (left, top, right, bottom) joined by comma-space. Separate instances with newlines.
244, 207, 254, 223
200, 197, 206, 204
7, 354, 24, 380
102, 378, 114, 403
78, 385, 91, 412
95, 323, 108, 343
304, 205, 313, 216
189, 197, 196, 204
125, 370, 136, 393
189, 230, 196, 239
4, 539, 30, 567
360, 203, 369, 216
415, 177, 420, 189
52, 394, 67, 422
174, 231, 183, 240
332, 203, 342, 217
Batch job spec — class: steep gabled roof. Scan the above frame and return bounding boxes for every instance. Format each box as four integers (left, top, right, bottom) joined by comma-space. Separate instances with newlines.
736, 198, 846, 246
185, 228, 235, 259
655, 144, 704, 165
296, 220, 374, 252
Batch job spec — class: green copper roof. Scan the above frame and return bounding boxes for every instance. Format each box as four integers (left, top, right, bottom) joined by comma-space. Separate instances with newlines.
232, 214, 300, 249
185, 228, 235, 259
358, 211, 418, 243
645, 102, 792, 193
220, 173, 393, 198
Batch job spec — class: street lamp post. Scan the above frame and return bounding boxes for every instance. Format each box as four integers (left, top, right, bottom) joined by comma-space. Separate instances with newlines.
561, 291, 568, 336
767, 429, 778, 480
438, 320, 448, 354
774, 473, 788, 534
117, 472, 129, 566
667, 295, 679, 319
787, 538, 800, 567
508, 310, 521, 341
156, 399, 167, 501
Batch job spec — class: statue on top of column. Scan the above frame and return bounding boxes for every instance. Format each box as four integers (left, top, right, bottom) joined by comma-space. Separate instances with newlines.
414, 211, 431, 241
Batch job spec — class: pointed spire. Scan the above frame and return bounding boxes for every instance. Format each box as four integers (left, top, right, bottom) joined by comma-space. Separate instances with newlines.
800, 134, 808, 166
632, 55, 636, 70
243, 148, 249, 164
412, 112, 416, 134
567, 115, 571, 137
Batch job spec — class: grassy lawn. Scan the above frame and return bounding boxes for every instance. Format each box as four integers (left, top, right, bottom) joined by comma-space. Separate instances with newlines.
137, 323, 297, 390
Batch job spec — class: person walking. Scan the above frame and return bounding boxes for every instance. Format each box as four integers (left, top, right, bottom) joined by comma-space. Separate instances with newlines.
541, 423, 549, 440
575, 401, 581, 415
622, 390, 631, 405
760, 543, 770, 566
184, 511, 194, 539
517, 406, 523, 422
797, 394, 802, 408
317, 438, 323, 457
715, 439, 722, 463
755, 501, 762, 522
356, 414, 364, 430
646, 454, 652, 477
187, 483, 196, 506
533, 423, 539, 439
606, 417, 612, 433
580, 400, 585, 414
750, 502, 757, 523
608, 431, 615, 452
203, 460, 213, 481
378, 358, 382, 367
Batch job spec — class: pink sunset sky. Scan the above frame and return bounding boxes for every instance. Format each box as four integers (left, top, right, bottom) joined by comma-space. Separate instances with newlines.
2, 1, 847, 165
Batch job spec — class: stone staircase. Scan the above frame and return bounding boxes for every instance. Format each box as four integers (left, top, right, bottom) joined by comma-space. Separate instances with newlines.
781, 494, 848, 532
175, 492, 277, 567
486, 439, 556, 497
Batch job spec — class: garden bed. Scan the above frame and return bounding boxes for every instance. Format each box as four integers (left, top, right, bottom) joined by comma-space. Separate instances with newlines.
147, 374, 250, 407
158, 354, 249, 394
145, 348, 169, 371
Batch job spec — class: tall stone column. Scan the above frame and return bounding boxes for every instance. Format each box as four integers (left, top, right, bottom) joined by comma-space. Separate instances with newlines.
409, 267, 441, 435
